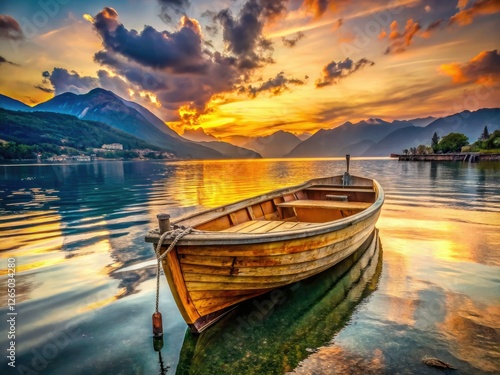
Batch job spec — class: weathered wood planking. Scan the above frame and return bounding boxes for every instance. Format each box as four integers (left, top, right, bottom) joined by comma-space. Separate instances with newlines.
221, 220, 314, 234
175, 213, 379, 257
179, 224, 372, 269
276, 200, 371, 210
305, 187, 374, 193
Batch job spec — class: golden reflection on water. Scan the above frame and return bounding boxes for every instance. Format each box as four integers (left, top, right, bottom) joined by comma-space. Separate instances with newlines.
439, 293, 500, 373
379, 206, 500, 266
378, 249, 417, 327
166, 159, 337, 208
0, 211, 63, 254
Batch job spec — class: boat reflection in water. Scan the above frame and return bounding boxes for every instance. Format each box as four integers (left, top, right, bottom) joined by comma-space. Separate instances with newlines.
174, 229, 382, 375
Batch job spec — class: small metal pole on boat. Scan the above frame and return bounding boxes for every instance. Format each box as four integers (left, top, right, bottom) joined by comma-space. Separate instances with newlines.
157, 213, 171, 234
343, 154, 350, 186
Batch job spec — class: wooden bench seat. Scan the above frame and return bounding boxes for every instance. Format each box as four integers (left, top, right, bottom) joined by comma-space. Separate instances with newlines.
221, 220, 315, 234
276, 200, 371, 210
305, 187, 374, 193
308, 184, 374, 190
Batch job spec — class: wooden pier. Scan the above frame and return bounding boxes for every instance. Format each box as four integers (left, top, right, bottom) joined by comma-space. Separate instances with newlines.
390, 153, 500, 162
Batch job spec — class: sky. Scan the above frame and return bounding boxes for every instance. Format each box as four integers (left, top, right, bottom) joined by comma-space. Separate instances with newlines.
0, 0, 499, 140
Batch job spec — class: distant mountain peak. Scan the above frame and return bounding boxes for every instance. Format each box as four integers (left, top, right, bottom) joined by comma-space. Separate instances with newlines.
88, 87, 110, 94
182, 127, 217, 142
357, 118, 389, 126
243, 130, 301, 158
366, 118, 383, 124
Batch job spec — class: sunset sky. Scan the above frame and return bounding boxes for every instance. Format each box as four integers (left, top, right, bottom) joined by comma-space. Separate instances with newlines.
0, 0, 499, 139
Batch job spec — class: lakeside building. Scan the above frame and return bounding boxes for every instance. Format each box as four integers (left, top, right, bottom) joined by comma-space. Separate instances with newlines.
102, 143, 123, 150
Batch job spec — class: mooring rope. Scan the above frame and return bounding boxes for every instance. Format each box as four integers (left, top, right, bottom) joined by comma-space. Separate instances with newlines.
154, 227, 194, 312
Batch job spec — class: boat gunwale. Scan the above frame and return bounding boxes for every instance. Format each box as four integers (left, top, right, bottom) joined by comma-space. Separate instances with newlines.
145, 175, 384, 245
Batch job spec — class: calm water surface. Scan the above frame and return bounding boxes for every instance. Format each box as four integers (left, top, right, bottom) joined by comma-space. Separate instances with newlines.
0, 158, 499, 374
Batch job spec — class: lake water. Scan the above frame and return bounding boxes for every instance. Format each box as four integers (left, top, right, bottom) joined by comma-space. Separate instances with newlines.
1, 158, 499, 374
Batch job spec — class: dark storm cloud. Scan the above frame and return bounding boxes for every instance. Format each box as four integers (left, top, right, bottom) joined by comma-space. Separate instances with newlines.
43, 68, 98, 95
241, 71, 307, 98
213, 0, 288, 70
41, 67, 147, 99
84, 3, 297, 124
260, 0, 289, 20
0, 15, 24, 40
47, 4, 312, 125
158, 0, 191, 23
282, 32, 305, 48
34, 85, 54, 93
91, 29, 241, 112
0, 55, 18, 66
315, 57, 374, 88
426, 19, 444, 32
93, 8, 207, 73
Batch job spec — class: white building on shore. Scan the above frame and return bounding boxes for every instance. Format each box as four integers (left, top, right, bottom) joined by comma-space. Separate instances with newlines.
102, 143, 123, 150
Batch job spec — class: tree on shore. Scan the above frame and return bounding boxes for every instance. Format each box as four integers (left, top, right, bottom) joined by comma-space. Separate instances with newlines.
438, 133, 468, 153
431, 132, 439, 152
416, 144, 433, 154
479, 126, 490, 141
484, 130, 500, 149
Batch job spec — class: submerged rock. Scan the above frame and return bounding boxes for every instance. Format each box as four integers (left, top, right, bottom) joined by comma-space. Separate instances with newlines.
422, 355, 456, 370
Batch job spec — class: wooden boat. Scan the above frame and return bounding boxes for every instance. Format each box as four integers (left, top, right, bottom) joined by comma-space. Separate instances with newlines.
145, 160, 384, 333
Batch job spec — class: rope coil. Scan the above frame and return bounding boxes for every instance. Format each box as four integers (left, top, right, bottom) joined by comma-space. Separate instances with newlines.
154, 227, 194, 312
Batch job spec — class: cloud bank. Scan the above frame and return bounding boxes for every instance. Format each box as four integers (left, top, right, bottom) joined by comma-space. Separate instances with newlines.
0, 15, 24, 40
440, 49, 500, 84
315, 57, 374, 87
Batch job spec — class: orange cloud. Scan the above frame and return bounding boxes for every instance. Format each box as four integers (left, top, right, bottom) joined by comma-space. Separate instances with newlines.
449, 0, 500, 26
440, 49, 500, 84
388, 20, 400, 40
180, 15, 202, 35
383, 19, 421, 54
302, 0, 350, 18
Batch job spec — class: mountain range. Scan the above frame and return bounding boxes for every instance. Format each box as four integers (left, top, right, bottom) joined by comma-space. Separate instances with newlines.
287, 111, 500, 157
1, 89, 498, 158
362, 109, 500, 156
